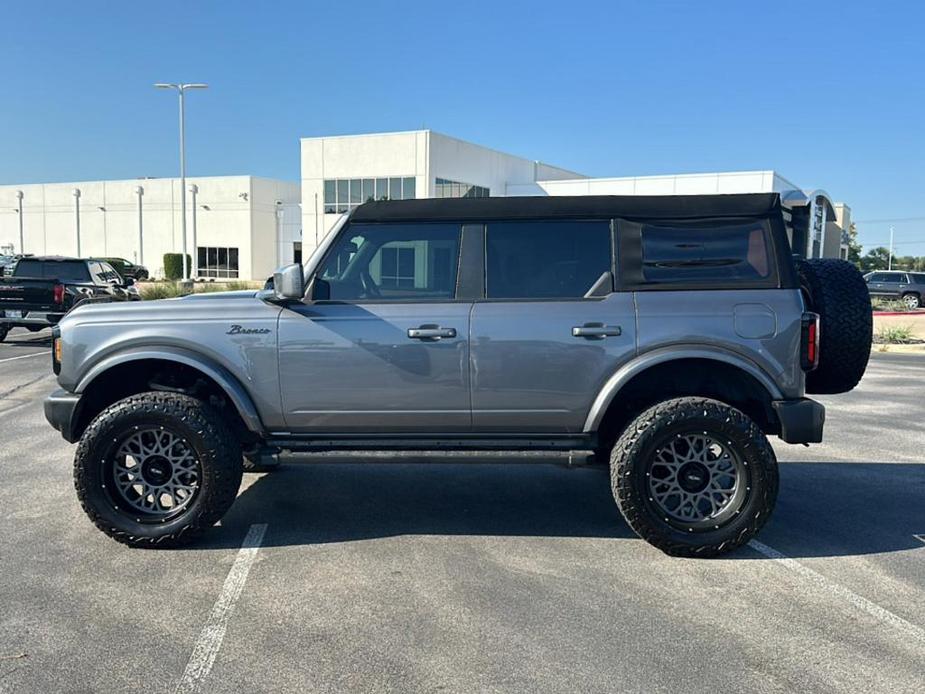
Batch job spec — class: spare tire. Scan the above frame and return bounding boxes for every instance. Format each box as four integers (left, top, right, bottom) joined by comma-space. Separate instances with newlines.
797, 259, 872, 394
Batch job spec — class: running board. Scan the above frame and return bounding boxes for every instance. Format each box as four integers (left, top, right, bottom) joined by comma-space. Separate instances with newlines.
265, 433, 595, 454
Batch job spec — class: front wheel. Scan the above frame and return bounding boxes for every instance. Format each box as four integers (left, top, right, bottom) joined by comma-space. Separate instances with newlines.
610, 397, 778, 557
74, 392, 243, 548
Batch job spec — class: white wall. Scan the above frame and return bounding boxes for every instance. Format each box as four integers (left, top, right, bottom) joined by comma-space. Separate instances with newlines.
507, 170, 782, 197
0, 175, 297, 280
300, 131, 429, 257
299, 130, 585, 257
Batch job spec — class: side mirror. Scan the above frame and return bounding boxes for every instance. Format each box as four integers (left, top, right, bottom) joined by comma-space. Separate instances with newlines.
273, 263, 304, 300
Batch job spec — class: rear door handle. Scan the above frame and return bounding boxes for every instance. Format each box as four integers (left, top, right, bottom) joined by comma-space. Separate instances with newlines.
572, 323, 621, 339
408, 325, 457, 340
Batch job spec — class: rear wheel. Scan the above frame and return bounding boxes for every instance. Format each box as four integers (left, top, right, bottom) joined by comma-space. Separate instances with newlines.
74, 392, 243, 548
610, 397, 778, 557
902, 292, 922, 310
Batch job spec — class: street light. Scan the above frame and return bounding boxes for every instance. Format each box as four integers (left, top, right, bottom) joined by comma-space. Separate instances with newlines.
135, 186, 144, 266
14, 190, 23, 254
188, 183, 198, 277
155, 82, 208, 279
72, 188, 81, 256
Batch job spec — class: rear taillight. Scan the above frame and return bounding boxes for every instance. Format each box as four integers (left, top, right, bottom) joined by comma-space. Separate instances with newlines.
801, 312, 820, 372
53, 283, 65, 304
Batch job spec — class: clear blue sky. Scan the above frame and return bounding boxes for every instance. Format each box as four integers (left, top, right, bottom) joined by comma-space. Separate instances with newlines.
1, 1, 923, 254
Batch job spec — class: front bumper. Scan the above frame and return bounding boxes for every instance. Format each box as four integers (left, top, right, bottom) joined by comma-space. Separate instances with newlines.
772, 398, 825, 444
44, 389, 82, 443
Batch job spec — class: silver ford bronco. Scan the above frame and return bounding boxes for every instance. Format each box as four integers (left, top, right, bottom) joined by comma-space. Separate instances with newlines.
44, 194, 872, 556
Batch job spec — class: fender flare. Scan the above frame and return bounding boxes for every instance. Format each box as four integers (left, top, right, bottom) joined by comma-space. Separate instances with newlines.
583, 346, 784, 433
75, 345, 266, 434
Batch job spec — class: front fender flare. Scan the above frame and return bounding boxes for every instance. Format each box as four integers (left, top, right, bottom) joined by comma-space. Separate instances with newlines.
583, 346, 785, 433
75, 345, 266, 435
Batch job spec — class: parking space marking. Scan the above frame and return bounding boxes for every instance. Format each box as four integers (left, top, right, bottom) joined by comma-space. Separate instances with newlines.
175, 524, 268, 694
748, 540, 925, 646
915, 534, 925, 546
0, 351, 49, 364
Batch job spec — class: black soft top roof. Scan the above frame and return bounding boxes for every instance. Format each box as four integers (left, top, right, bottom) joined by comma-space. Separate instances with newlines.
351, 193, 782, 223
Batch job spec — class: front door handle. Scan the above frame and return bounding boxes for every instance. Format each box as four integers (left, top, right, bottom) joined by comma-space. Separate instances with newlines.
572, 322, 621, 339
408, 325, 457, 340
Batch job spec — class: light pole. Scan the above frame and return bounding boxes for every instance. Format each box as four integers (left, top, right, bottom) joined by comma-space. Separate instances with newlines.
155, 82, 208, 280
14, 190, 23, 254
135, 186, 144, 266
189, 183, 198, 277
888, 225, 894, 270
275, 200, 283, 267
72, 188, 81, 256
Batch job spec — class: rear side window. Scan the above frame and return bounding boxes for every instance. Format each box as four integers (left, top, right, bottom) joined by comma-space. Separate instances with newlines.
14, 260, 90, 282
485, 220, 612, 299
638, 221, 772, 285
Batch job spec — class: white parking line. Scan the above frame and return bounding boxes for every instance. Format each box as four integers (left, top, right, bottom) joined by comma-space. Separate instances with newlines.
748, 539, 925, 645
0, 351, 49, 364
175, 524, 268, 694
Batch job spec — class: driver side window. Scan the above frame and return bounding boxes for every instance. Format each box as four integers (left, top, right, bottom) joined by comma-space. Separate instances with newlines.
317, 223, 461, 302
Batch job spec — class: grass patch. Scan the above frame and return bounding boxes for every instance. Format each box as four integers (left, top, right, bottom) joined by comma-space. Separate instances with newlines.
875, 325, 916, 344
871, 298, 917, 312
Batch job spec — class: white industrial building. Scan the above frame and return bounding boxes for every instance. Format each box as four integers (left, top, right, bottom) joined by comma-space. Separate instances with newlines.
302, 130, 849, 262
0, 176, 299, 281
1, 129, 849, 280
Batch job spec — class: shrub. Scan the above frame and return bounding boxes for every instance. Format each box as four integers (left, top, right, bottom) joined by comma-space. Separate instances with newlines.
163, 253, 193, 280
139, 283, 182, 300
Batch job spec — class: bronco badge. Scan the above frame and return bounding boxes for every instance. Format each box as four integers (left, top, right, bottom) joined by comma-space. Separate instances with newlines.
227, 324, 271, 335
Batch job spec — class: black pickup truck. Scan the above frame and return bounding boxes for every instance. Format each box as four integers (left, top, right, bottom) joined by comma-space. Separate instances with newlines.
0, 256, 137, 342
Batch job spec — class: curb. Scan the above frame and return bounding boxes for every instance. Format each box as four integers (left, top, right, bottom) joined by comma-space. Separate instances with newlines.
872, 311, 925, 317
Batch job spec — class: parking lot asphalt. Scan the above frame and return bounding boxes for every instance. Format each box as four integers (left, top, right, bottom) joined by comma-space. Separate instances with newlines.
0, 329, 923, 694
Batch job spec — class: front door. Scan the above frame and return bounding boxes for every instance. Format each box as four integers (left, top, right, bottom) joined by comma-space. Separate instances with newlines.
470, 219, 636, 433
278, 221, 471, 432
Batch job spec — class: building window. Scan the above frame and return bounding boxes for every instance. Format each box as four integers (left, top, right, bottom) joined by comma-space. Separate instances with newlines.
379, 246, 416, 289
323, 176, 416, 213
435, 178, 489, 198
197, 246, 239, 278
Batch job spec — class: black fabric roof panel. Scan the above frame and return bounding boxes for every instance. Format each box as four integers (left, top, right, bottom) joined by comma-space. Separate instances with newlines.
350, 193, 782, 223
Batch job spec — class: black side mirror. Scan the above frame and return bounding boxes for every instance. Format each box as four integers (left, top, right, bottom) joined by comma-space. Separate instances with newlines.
312, 278, 331, 301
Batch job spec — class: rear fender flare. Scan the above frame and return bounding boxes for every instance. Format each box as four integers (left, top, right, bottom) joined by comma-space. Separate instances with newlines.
583, 346, 784, 432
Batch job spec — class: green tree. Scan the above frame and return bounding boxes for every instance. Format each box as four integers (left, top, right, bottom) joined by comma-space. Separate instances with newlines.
859, 247, 890, 273
845, 222, 863, 266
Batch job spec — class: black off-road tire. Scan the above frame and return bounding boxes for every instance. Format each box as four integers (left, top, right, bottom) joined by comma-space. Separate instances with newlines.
610, 397, 778, 558
0, 325, 8, 342
798, 259, 872, 394
74, 392, 243, 548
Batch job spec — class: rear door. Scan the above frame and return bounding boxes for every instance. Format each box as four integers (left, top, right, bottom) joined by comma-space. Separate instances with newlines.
278, 221, 474, 433
469, 219, 636, 433
868, 272, 901, 298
